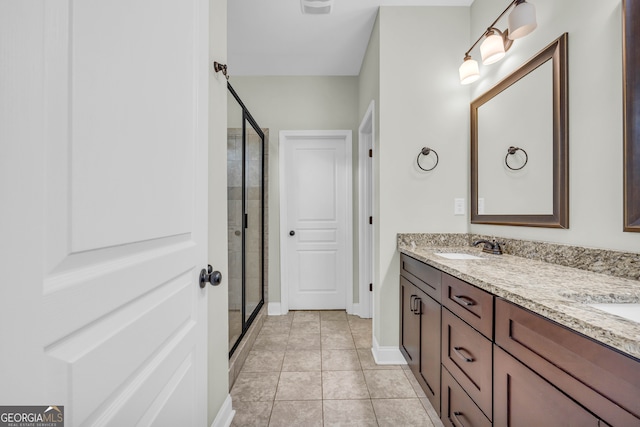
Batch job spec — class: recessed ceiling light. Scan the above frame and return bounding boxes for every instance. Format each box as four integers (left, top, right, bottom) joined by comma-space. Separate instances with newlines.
300, 0, 333, 15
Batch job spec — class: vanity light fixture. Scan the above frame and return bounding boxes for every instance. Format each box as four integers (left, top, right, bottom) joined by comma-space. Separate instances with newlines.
459, 54, 480, 84
459, 0, 537, 84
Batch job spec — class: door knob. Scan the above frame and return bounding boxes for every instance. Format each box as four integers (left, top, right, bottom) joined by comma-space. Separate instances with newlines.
289, 230, 295, 236
200, 265, 222, 288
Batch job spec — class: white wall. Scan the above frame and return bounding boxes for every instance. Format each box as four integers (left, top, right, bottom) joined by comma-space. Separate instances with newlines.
469, 0, 640, 252
375, 6, 471, 346
207, 0, 231, 424
226, 76, 360, 305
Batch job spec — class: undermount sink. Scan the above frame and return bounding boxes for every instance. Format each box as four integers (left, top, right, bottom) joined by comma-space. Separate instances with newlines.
434, 252, 484, 260
588, 303, 640, 323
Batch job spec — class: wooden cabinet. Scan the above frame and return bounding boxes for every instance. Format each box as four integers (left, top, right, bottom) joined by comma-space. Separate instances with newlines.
399, 254, 640, 427
494, 345, 600, 427
400, 254, 442, 415
495, 298, 640, 426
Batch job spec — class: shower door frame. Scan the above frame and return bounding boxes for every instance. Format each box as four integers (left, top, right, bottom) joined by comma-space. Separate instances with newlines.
228, 82, 265, 357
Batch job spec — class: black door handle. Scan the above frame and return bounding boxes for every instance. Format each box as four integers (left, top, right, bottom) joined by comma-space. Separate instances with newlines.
289, 230, 295, 236
200, 265, 222, 288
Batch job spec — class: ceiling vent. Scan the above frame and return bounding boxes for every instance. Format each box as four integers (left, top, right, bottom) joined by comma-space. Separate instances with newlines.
300, 0, 333, 15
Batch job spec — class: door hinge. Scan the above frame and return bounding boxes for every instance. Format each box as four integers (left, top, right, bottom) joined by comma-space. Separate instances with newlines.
244, 213, 248, 229
369, 216, 373, 225
369, 283, 373, 292
368, 149, 373, 158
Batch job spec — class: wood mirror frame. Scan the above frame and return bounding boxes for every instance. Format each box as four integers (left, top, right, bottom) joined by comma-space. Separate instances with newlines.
471, 33, 569, 228
624, 0, 640, 232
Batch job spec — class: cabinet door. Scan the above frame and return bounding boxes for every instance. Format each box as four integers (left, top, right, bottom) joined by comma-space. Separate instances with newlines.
495, 298, 640, 426
419, 293, 441, 416
494, 346, 599, 427
400, 276, 420, 369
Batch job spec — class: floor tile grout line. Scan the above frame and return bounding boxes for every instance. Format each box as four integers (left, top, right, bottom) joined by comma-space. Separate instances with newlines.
234, 311, 432, 426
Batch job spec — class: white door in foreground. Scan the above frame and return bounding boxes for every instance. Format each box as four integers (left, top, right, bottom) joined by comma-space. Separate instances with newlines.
0, 1, 210, 425
280, 131, 352, 311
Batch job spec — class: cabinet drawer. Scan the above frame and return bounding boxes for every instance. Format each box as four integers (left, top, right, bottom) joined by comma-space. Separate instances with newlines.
401, 254, 441, 302
494, 345, 599, 427
495, 298, 640, 426
442, 274, 493, 339
441, 308, 492, 420
441, 367, 491, 427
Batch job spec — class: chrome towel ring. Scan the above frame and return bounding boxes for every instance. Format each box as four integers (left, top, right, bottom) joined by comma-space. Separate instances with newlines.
505, 146, 528, 170
417, 147, 439, 171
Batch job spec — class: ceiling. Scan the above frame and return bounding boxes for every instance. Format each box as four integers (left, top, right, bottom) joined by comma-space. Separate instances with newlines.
228, 0, 474, 76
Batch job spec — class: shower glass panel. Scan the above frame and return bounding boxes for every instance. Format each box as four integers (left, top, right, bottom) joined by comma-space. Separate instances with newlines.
227, 83, 265, 357
244, 119, 263, 323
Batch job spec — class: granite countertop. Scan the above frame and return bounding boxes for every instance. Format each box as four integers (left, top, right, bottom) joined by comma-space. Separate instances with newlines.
398, 243, 640, 360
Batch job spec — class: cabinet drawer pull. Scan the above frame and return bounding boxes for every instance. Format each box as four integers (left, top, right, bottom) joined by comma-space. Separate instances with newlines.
413, 297, 421, 315
453, 295, 476, 306
453, 346, 474, 362
410, 295, 417, 312
452, 411, 467, 427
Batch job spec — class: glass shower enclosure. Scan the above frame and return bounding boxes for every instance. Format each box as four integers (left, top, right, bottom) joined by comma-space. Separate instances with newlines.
227, 83, 265, 357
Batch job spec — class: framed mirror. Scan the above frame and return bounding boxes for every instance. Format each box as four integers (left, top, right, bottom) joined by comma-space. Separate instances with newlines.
624, 0, 640, 232
471, 33, 568, 228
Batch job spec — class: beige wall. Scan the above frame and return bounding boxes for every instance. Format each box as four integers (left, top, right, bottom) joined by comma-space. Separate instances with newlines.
207, 0, 230, 423
469, 0, 639, 252
227, 76, 360, 305
375, 6, 471, 347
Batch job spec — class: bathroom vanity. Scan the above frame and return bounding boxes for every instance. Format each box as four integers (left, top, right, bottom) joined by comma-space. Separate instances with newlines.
398, 243, 640, 427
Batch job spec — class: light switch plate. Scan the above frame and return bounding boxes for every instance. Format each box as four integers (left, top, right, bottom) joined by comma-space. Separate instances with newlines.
454, 198, 465, 215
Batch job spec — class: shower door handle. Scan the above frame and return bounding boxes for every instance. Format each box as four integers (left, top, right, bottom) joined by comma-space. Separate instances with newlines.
200, 265, 222, 288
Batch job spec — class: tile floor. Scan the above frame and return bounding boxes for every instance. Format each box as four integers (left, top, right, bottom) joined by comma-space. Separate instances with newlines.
230, 310, 444, 427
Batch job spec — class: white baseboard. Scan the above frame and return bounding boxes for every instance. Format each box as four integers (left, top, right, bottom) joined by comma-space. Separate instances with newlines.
348, 303, 360, 316
210, 394, 234, 427
268, 302, 284, 315
371, 335, 407, 365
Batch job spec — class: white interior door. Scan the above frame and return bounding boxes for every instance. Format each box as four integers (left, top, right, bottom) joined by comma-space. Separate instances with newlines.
0, 1, 210, 426
358, 101, 375, 319
280, 131, 352, 311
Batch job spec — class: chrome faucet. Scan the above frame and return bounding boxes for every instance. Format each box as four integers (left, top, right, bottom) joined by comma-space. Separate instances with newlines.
472, 239, 503, 255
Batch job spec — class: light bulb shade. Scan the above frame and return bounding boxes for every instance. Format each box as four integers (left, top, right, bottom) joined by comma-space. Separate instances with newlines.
459, 57, 480, 84
481, 33, 506, 65
508, 1, 537, 39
